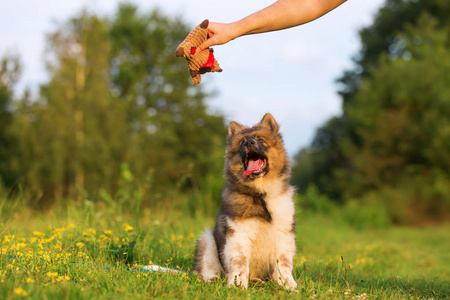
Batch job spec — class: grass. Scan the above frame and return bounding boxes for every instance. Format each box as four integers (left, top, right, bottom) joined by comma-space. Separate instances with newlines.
1, 195, 449, 299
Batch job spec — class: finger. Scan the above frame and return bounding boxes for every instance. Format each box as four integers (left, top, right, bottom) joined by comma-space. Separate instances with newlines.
198, 38, 215, 52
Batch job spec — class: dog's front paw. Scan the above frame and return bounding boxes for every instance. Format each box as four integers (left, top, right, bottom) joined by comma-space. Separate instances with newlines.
227, 273, 248, 289
273, 273, 297, 290
284, 276, 298, 290
202, 274, 219, 282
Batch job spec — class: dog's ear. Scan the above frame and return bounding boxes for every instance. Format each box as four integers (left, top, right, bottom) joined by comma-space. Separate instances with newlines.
259, 113, 279, 133
228, 121, 242, 137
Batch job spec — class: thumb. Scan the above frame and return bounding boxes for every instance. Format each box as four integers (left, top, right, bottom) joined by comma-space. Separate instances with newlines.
197, 38, 215, 52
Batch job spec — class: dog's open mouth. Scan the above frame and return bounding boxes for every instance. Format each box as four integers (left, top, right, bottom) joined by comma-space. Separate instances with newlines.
243, 151, 267, 178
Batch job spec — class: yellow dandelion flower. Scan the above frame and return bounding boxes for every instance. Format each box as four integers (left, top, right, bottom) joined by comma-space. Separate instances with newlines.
26, 277, 35, 283
83, 228, 96, 236
99, 235, 111, 241
14, 287, 28, 297
104, 230, 113, 235
3, 234, 15, 243
122, 224, 133, 232
76, 242, 85, 248
46, 271, 58, 278
68, 223, 76, 229
33, 231, 45, 237
55, 228, 66, 235
56, 275, 70, 282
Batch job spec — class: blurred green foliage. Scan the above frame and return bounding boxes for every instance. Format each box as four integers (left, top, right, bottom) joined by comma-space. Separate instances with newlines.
0, 4, 226, 207
292, 0, 450, 224
298, 186, 391, 230
1, 1, 450, 226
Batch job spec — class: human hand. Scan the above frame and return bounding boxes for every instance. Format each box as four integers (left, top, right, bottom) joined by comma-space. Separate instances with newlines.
197, 22, 239, 52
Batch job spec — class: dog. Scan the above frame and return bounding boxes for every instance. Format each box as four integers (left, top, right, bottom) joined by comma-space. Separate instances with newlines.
194, 113, 297, 289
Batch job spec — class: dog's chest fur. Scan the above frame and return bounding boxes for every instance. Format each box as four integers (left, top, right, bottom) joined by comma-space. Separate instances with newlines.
217, 183, 295, 278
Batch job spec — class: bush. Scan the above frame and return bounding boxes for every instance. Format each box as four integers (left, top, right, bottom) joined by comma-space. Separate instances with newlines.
368, 171, 450, 225
297, 185, 337, 214
342, 197, 391, 230
298, 185, 391, 230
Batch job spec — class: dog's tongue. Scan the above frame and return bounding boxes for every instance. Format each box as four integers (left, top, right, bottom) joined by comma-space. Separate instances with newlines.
243, 159, 264, 178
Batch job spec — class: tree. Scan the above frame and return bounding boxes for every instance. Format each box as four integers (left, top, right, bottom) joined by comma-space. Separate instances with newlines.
293, 0, 450, 199
8, 5, 226, 206
339, 0, 450, 105
11, 13, 129, 203
344, 16, 450, 222
108, 4, 226, 193
0, 54, 21, 188
291, 117, 348, 201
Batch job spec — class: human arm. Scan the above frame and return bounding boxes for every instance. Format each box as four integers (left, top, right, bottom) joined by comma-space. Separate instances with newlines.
198, 0, 347, 51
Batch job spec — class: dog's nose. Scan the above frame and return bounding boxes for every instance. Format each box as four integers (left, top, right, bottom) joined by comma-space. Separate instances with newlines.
244, 139, 257, 146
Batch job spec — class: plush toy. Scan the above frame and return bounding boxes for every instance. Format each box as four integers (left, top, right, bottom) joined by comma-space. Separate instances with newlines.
175, 19, 222, 85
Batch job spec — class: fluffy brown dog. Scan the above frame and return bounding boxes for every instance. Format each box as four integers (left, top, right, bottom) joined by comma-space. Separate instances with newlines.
194, 113, 297, 289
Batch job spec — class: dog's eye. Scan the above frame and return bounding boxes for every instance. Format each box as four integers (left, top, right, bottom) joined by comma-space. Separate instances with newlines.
258, 138, 264, 143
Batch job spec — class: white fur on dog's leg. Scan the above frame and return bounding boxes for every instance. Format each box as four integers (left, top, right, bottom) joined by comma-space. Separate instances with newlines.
223, 230, 251, 289
273, 267, 297, 290
272, 229, 297, 289
228, 272, 248, 289
196, 229, 223, 281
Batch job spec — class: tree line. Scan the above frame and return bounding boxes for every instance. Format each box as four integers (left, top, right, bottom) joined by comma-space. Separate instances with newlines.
0, 4, 226, 207
1, 1, 449, 224
292, 0, 450, 224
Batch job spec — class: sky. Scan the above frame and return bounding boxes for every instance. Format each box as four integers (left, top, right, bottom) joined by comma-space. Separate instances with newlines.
0, 0, 385, 157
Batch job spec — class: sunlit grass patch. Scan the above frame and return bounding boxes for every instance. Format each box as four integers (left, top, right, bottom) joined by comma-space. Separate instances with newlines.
1, 199, 449, 299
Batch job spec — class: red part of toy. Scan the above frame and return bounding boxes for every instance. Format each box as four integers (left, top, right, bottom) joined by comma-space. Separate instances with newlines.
201, 51, 216, 69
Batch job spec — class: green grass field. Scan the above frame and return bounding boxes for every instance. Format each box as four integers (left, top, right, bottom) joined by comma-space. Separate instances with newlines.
1, 196, 449, 299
